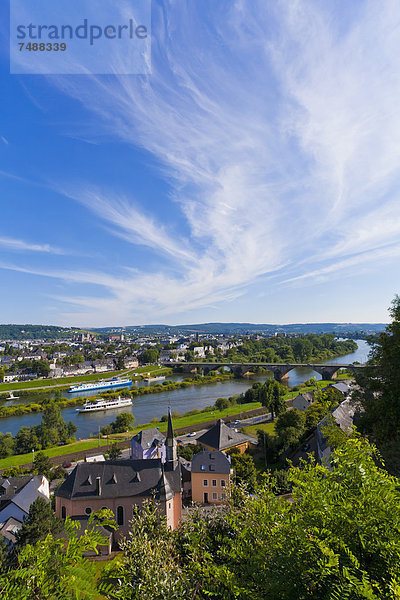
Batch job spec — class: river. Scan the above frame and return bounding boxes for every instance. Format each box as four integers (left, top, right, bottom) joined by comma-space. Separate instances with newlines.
0, 340, 371, 438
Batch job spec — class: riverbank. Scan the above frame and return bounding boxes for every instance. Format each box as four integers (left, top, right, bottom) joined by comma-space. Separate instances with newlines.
0, 372, 235, 419
0, 365, 171, 395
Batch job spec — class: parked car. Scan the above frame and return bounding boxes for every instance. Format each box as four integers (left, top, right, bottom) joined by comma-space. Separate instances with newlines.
62, 462, 72, 469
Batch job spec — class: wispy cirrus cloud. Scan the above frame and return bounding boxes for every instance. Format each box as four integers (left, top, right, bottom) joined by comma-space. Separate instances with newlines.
6, 0, 400, 324
0, 236, 66, 255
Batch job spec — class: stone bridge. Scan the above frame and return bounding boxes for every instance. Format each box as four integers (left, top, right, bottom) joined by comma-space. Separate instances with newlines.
169, 362, 367, 382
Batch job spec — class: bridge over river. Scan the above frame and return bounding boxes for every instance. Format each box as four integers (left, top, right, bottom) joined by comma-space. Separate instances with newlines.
169, 361, 368, 382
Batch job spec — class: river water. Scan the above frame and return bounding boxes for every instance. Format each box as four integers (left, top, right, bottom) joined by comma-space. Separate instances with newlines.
0, 340, 371, 438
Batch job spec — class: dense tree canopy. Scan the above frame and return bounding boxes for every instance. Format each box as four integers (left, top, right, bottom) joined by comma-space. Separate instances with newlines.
101, 436, 400, 600
354, 295, 400, 475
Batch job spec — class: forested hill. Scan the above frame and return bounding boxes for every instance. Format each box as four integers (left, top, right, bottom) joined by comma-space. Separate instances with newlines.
0, 325, 78, 341
99, 322, 386, 335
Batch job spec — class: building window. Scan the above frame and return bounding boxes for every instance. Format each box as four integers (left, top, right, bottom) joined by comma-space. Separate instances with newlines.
221, 493, 226, 500
203, 479, 208, 486
201, 465, 206, 471
212, 479, 217, 487
61, 506, 66, 519
169, 502, 171, 509
221, 479, 226, 487
85, 507, 92, 515
212, 492, 217, 500
117, 505, 124, 526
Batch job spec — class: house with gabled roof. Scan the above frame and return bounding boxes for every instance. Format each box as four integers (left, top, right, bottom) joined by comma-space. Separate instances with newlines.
131, 427, 166, 461
292, 392, 315, 411
0, 475, 50, 525
196, 419, 253, 454
0, 475, 50, 544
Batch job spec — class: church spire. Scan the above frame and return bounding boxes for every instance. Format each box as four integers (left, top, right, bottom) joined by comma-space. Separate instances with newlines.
165, 406, 178, 468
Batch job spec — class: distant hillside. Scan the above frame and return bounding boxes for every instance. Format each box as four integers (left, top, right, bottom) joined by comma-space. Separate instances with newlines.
90, 322, 387, 336
0, 325, 78, 341
0, 321, 387, 340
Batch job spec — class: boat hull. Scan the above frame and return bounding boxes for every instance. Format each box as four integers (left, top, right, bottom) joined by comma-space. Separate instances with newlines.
68, 379, 132, 393
77, 399, 132, 413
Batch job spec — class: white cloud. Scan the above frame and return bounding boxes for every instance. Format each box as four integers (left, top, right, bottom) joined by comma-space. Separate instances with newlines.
0, 236, 66, 255
0, 136, 8, 145
10, 0, 400, 324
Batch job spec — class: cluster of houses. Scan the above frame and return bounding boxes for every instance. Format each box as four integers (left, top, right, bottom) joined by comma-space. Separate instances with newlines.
0, 412, 254, 552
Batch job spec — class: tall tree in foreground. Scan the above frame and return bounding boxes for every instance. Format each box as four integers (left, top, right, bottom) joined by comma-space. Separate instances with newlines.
354, 294, 400, 475
15, 497, 63, 550
102, 436, 400, 600
0, 510, 116, 599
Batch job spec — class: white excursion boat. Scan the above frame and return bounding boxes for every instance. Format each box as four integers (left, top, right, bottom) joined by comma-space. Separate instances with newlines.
68, 376, 132, 393
76, 396, 132, 413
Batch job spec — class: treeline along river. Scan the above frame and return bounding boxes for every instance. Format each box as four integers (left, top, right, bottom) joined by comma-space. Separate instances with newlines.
0, 340, 370, 439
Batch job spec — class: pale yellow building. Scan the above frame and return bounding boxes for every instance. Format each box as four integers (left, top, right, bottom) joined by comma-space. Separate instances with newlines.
191, 451, 232, 504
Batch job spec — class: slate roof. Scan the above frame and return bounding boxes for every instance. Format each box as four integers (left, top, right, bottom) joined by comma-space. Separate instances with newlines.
0, 516, 23, 544
330, 382, 350, 394
0, 476, 49, 513
317, 398, 356, 462
293, 392, 314, 405
191, 451, 231, 474
132, 428, 165, 450
196, 419, 252, 451
55, 459, 181, 503
0, 476, 32, 505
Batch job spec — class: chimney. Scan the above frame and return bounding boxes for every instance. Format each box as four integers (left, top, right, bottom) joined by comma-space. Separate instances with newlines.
96, 476, 102, 496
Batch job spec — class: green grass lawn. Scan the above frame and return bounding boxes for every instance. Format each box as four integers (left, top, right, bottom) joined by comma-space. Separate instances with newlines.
242, 421, 276, 437
0, 438, 109, 469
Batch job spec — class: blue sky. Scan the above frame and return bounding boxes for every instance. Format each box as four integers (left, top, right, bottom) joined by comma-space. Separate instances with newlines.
0, 0, 399, 326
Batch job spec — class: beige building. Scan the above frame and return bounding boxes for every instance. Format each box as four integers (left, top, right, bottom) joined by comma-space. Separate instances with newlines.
191, 451, 232, 504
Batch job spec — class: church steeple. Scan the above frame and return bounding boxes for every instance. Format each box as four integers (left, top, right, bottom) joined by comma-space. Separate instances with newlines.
165, 407, 178, 468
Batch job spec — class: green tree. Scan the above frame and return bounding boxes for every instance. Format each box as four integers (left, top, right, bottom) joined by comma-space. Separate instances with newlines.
139, 349, 159, 364
0, 433, 15, 459
0, 536, 8, 574
39, 402, 76, 447
275, 408, 306, 437
15, 497, 63, 550
112, 412, 135, 433
215, 397, 230, 410
0, 510, 116, 599
177, 443, 201, 461
101, 437, 400, 600
101, 501, 188, 600
107, 443, 122, 460
229, 451, 257, 491
354, 295, 400, 475
33, 451, 53, 478
115, 355, 125, 370
14, 426, 41, 455
32, 359, 51, 378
